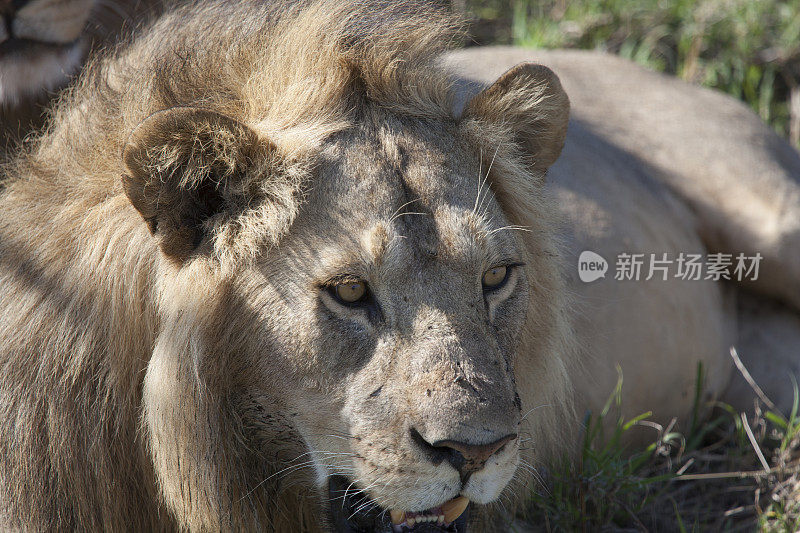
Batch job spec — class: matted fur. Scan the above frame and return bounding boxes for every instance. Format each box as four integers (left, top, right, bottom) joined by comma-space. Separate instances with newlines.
0, 1, 574, 530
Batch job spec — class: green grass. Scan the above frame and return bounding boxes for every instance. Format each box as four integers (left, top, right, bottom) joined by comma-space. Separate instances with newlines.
521, 363, 800, 531
461, 0, 800, 151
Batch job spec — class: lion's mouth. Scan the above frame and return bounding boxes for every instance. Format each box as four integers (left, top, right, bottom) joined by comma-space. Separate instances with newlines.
327, 475, 470, 532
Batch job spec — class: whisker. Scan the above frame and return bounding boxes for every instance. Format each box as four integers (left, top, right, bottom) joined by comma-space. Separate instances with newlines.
520, 404, 551, 421
350, 497, 380, 519
389, 198, 422, 223
391, 211, 427, 221
238, 446, 359, 503
238, 460, 320, 502
473, 144, 501, 218
473, 146, 485, 216
518, 460, 549, 494
487, 225, 532, 236
342, 479, 359, 510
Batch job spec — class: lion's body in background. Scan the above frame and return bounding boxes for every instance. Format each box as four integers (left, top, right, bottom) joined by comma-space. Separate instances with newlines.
0, 0, 164, 155
449, 47, 800, 428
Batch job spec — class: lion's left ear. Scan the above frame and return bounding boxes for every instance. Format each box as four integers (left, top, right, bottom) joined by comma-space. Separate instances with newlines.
122, 107, 276, 262
461, 63, 570, 174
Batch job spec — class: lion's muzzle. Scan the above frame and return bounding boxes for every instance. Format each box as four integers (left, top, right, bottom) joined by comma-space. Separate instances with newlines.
410, 429, 517, 483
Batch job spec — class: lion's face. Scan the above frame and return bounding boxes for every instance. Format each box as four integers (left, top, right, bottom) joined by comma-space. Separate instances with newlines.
243, 119, 528, 528
122, 58, 569, 532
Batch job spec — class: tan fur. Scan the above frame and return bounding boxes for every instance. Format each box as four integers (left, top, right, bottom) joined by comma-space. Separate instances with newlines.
0, 0, 91, 105
447, 46, 800, 435
0, 1, 574, 531
0, 0, 164, 154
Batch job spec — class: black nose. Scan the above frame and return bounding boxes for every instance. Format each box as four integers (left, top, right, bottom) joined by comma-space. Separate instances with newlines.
411, 429, 517, 482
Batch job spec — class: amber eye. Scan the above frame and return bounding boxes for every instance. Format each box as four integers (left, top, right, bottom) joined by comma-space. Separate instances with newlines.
333, 279, 368, 304
482, 265, 508, 290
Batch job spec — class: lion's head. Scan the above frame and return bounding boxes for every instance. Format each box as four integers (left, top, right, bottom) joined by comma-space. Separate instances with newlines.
0, 1, 572, 531
130, 106, 564, 530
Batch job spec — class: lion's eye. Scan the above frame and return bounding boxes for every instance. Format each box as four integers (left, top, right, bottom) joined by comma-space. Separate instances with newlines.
482, 265, 509, 290
332, 279, 369, 305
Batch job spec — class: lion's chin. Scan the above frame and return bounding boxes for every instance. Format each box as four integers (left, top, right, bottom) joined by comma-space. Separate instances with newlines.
327, 475, 470, 533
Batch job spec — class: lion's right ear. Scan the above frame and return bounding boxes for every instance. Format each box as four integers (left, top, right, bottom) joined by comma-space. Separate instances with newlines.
122, 108, 271, 262
460, 63, 570, 176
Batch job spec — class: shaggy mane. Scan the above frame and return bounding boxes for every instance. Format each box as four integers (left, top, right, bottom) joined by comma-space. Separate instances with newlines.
8, 0, 463, 192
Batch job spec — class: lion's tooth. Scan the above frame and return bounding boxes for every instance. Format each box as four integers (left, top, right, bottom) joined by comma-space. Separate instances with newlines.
390, 510, 405, 525
441, 496, 469, 523
407, 517, 416, 527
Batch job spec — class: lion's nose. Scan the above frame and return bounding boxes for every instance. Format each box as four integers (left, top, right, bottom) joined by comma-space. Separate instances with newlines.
411, 429, 517, 482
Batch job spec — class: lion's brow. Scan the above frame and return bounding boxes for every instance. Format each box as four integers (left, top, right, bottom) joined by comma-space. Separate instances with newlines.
364, 220, 434, 267
361, 222, 392, 265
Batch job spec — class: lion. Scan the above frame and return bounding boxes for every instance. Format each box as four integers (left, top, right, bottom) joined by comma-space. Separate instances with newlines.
3, 0, 800, 532
0, 1, 573, 530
